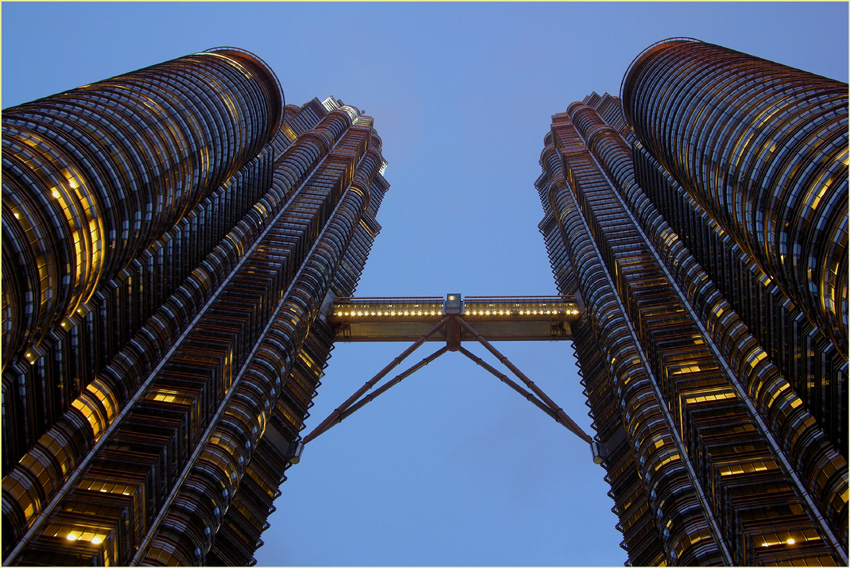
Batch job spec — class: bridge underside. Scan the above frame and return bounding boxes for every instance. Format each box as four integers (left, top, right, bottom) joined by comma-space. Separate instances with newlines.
327, 295, 581, 342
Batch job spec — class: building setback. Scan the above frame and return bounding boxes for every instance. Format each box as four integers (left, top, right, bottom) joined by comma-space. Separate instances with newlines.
536, 38, 847, 565
2, 48, 389, 565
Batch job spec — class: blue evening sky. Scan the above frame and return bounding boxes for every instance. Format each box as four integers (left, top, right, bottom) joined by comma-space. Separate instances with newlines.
2, 2, 847, 566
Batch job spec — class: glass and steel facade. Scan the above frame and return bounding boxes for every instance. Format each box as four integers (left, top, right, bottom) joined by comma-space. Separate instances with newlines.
2, 49, 389, 565
536, 39, 847, 565
622, 39, 847, 361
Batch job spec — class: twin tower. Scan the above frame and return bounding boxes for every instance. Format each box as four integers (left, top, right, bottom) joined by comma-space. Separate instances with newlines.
2, 40, 847, 565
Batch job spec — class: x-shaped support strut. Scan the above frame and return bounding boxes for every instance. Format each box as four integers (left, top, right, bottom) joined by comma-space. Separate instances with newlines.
298, 315, 601, 463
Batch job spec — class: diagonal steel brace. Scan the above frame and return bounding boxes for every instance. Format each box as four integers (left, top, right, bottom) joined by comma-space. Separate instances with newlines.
454, 316, 592, 444
302, 317, 449, 444
303, 345, 450, 444
457, 346, 562, 424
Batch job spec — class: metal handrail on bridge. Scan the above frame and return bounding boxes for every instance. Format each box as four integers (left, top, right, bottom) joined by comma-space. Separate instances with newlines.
333, 296, 444, 304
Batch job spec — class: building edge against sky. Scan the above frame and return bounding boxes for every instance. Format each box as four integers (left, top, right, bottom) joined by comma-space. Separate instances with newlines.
2, 47, 389, 565
535, 38, 847, 565
0, 38, 847, 567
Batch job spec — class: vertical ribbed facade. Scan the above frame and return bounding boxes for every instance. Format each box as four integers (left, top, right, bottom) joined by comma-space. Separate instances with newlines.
622, 38, 848, 362
536, 39, 847, 566
2, 49, 389, 566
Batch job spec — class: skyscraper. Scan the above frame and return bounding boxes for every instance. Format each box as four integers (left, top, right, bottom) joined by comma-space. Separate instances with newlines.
2, 48, 389, 565
536, 38, 847, 565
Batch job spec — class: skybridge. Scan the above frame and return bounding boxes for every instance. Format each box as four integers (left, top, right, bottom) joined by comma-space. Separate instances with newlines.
327, 294, 581, 343
298, 293, 605, 464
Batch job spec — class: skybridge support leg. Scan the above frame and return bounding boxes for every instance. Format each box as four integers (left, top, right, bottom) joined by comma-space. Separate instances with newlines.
454, 316, 593, 445
457, 346, 561, 423
302, 346, 450, 445
302, 317, 450, 445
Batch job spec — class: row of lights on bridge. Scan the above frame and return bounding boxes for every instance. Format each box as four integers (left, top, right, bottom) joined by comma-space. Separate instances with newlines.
332, 307, 580, 317
334, 309, 441, 317
467, 308, 581, 316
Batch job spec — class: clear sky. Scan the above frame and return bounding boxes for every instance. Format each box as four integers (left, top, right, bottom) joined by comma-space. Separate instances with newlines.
2, 2, 847, 566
